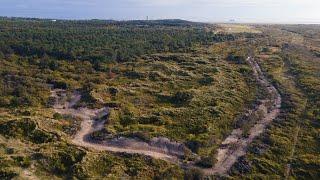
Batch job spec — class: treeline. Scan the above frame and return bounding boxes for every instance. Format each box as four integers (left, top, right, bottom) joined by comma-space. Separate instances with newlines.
0, 18, 244, 108
0, 18, 236, 63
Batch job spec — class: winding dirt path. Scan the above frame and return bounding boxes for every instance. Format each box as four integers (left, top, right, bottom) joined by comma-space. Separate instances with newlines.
50, 90, 182, 163
201, 57, 282, 175
50, 57, 281, 176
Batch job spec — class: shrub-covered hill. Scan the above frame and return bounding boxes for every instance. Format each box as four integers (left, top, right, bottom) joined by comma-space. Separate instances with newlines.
0, 18, 318, 179
230, 25, 320, 179
0, 18, 261, 179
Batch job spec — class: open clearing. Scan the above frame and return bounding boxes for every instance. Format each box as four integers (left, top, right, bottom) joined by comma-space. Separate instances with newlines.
215, 24, 262, 34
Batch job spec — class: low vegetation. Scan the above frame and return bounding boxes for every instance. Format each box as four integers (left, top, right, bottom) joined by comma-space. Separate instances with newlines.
0, 18, 318, 179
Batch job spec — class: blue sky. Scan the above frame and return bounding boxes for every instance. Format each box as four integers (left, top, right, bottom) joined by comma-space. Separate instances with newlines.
1, 0, 319, 23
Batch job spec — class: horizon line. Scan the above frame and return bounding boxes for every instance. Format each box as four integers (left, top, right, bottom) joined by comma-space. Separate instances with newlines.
1, 16, 320, 25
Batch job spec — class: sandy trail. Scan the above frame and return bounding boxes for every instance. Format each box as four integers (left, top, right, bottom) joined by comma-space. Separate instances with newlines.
202, 57, 282, 175
50, 90, 182, 163
50, 57, 281, 175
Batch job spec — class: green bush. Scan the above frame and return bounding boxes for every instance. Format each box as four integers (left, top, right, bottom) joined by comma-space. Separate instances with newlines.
53, 113, 63, 120
108, 87, 119, 96
185, 140, 202, 153
124, 71, 146, 79
184, 168, 204, 180
12, 156, 31, 168
198, 75, 214, 86
0, 170, 18, 180
195, 156, 215, 168
138, 115, 165, 126
49, 80, 68, 89
226, 53, 245, 64
0, 119, 55, 144
38, 145, 86, 177
171, 91, 193, 105
120, 108, 137, 126
126, 132, 151, 142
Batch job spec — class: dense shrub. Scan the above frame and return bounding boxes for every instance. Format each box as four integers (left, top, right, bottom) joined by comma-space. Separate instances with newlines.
0, 118, 55, 144
185, 140, 202, 153
184, 168, 204, 180
126, 132, 151, 142
53, 113, 63, 120
119, 108, 136, 126
138, 115, 165, 125
195, 156, 215, 168
198, 75, 214, 86
108, 87, 118, 96
12, 156, 31, 168
124, 71, 146, 79
37, 145, 86, 177
226, 53, 246, 64
49, 80, 68, 89
171, 91, 194, 105
0, 170, 17, 180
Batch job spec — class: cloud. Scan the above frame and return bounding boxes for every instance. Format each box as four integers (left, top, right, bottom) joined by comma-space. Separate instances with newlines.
128, 0, 317, 7
128, 0, 278, 7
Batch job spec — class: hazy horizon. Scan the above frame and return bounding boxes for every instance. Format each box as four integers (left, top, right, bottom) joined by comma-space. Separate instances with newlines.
1, 0, 320, 24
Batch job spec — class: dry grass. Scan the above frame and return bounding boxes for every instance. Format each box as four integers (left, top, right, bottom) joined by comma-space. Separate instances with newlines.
215, 24, 261, 34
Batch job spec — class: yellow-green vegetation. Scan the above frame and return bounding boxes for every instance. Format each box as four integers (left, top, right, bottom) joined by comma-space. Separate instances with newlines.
0, 107, 185, 179
97, 47, 257, 159
0, 18, 256, 179
230, 25, 320, 179
0, 17, 319, 179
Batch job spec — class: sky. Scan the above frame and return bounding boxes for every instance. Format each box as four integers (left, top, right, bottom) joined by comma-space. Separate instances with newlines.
0, 0, 320, 23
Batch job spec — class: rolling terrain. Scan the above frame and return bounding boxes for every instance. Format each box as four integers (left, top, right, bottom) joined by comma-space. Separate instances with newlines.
0, 18, 319, 179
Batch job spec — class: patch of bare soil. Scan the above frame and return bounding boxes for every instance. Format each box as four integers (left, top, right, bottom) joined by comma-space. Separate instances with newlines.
50, 89, 186, 163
